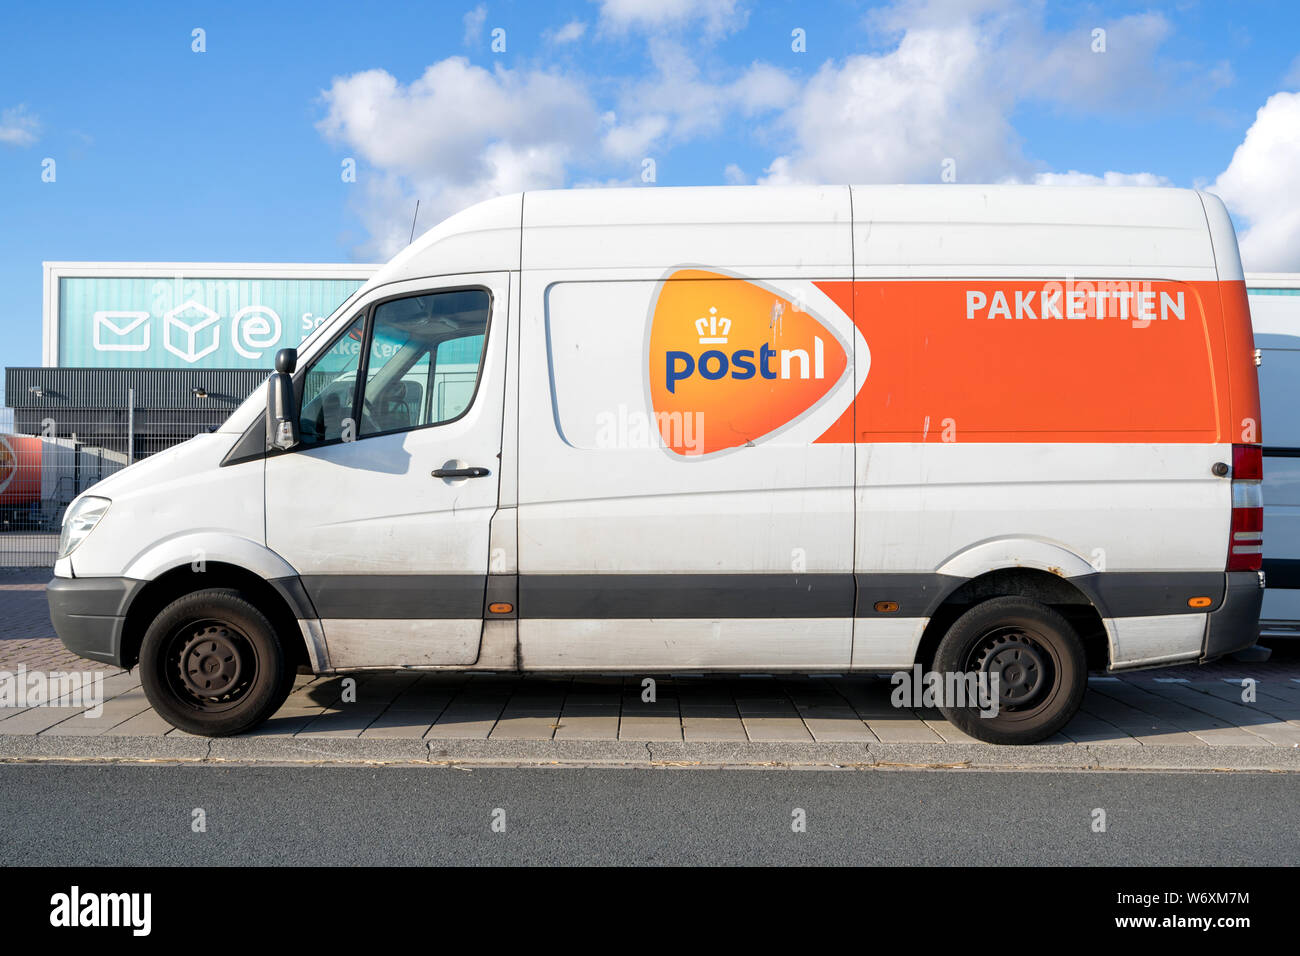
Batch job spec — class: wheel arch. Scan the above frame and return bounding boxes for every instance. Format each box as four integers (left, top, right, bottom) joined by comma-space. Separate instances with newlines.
121, 532, 299, 582
915, 565, 1109, 672
120, 562, 314, 672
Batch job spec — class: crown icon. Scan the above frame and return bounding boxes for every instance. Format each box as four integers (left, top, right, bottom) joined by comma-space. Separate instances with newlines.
695, 307, 731, 344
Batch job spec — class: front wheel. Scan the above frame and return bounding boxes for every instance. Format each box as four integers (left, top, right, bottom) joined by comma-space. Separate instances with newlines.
932, 596, 1087, 745
138, 588, 294, 736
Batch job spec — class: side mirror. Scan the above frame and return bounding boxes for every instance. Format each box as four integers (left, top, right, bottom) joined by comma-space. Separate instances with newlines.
266, 349, 299, 451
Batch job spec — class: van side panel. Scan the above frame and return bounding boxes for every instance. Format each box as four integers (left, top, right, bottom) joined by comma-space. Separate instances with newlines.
846, 185, 1258, 671
518, 186, 1260, 673
516, 272, 859, 669
516, 186, 859, 670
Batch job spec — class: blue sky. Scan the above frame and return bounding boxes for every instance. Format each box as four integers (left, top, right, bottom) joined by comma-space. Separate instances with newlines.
1, 0, 1299, 377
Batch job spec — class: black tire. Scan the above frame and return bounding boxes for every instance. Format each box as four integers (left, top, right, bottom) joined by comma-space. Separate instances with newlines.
138, 588, 294, 736
932, 596, 1087, 745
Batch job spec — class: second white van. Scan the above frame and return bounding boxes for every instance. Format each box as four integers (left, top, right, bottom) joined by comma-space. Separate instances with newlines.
1248, 273, 1300, 640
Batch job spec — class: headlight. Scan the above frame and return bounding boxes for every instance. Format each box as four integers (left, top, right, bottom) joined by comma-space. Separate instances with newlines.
58, 496, 111, 559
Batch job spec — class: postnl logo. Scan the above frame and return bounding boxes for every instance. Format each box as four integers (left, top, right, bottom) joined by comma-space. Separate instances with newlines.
648, 269, 848, 456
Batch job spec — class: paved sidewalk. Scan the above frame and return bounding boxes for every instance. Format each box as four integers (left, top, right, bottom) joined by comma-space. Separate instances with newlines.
5, 567, 1300, 769
5, 665, 1300, 771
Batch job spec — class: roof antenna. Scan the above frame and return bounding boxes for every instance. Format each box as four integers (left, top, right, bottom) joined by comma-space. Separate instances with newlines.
409, 200, 420, 245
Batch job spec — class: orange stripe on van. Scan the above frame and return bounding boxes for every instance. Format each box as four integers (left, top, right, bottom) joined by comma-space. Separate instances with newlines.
648, 273, 1260, 454
812, 278, 1260, 445
1214, 281, 1263, 443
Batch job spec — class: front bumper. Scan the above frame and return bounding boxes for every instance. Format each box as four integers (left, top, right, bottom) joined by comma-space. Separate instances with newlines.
1202, 571, 1265, 661
46, 576, 145, 668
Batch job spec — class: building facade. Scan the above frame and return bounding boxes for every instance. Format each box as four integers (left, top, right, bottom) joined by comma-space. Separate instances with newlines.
2, 262, 375, 552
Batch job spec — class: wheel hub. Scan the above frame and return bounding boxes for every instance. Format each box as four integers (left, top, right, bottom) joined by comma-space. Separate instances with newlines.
976, 633, 1047, 709
178, 627, 244, 698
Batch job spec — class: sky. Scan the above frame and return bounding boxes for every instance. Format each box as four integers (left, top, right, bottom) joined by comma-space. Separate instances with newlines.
1, 0, 1299, 383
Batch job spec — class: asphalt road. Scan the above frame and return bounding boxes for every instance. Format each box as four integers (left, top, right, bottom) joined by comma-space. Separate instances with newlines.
1, 763, 1295, 865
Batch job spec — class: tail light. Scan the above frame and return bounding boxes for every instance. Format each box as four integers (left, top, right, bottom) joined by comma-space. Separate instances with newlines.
1228, 444, 1262, 572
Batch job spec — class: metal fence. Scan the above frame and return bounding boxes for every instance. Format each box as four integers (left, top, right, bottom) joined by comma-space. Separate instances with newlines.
1, 377, 259, 566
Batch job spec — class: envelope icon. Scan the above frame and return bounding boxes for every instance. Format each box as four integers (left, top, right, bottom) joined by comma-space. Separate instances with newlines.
164, 300, 221, 364
93, 310, 151, 352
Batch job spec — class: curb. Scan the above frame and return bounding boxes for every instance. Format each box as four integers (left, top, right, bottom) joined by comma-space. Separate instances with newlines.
1, 734, 1298, 771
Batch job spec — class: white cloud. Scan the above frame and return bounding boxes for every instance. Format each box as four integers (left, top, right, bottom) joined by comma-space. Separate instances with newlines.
1013, 11, 1182, 110
602, 114, 670, 160
594, 0, 746, 38
547, 20, 587, 45
605, 39, 797, 155
0, 105, 40, 147
320, 0, 1244, 256
760, 23, 1027, 185
865, 1, 1185, 112
758, 1, 1203, 187
1018, 170, 1171, 187
317, 36, 793, 254
723, 163, 748, 185
318, 58, 600, 258
463, 4, 487, 47
1213, 91, 1300, 271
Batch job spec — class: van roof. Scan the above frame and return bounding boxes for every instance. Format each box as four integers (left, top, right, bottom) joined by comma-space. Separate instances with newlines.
365, 184, 1235, 289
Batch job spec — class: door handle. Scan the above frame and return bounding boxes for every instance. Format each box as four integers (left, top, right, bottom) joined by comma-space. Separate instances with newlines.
432, 466, 491, 479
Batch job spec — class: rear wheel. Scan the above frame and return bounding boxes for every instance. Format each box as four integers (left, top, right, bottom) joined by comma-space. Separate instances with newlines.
932, 596, 1087, 745
138, 588, 294, 736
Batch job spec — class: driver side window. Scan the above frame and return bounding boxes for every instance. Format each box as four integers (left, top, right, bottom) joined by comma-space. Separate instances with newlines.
296, 289, 491, 447
358, 289, 490, 438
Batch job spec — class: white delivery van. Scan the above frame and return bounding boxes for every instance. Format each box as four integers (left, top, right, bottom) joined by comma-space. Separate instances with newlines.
48, 185, 1265, 744
1247, 273, 1300, 638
